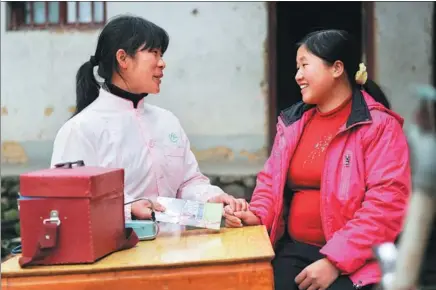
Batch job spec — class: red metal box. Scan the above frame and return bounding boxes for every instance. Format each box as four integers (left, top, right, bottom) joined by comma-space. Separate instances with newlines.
18, 161, 137, 267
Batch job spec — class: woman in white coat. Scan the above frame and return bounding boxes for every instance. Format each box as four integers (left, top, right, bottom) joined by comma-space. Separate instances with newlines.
51, 15, 246, 221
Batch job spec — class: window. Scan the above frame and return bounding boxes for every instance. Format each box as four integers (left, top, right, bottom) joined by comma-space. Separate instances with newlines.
7, 1, 106, 30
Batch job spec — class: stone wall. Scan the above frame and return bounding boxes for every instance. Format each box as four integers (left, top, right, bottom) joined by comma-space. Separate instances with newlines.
1, 176, 20, 259
209, 175, 256, 201
0, 174, 256, 260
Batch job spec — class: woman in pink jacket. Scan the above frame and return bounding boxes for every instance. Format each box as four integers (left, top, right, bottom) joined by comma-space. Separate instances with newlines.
225, 30, 411, 290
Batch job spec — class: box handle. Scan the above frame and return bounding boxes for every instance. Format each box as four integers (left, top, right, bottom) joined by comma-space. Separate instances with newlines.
43, 210, 61, 226
54, 160, 85, 169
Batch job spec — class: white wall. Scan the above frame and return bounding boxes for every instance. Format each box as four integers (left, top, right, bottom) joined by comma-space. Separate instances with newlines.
0, 2, 268, 167
1, 1, 434, 170
374, 2, 434, 127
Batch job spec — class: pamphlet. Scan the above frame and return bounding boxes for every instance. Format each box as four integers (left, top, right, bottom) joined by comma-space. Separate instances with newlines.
155, 197, 223, 230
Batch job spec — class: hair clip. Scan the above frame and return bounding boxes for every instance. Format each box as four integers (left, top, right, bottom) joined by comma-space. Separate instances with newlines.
355, 63, 368, 85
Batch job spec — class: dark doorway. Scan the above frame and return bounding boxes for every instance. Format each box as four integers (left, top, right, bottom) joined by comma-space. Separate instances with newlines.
267, 2, 365, 149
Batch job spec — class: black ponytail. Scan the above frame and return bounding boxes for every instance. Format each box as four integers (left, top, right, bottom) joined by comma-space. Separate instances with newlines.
74, 60, 100, 115
362, 79, 391, 109
298, 29, 391, 109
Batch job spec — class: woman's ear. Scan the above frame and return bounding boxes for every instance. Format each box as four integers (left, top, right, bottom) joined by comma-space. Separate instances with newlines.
332, 60, 345, 79
115, 49, 129, 70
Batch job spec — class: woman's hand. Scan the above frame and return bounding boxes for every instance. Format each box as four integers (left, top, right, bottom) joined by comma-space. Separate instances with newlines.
224, 207, 261, 228
131, 199, 166, 220
295, 258, 340, 290
208, 193, 249, 212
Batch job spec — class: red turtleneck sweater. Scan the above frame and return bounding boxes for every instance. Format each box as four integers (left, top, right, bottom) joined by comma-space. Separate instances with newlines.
287, 97, 352, 246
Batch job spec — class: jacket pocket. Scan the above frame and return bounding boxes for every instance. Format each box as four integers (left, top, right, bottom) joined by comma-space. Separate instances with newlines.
164, 147, 185, 157
163, 146, 185, 191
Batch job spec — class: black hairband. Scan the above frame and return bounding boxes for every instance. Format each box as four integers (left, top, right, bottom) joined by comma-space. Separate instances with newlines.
89, 55, 98, 66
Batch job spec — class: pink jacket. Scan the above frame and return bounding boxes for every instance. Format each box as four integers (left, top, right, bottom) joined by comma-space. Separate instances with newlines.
249, 91, 411, 287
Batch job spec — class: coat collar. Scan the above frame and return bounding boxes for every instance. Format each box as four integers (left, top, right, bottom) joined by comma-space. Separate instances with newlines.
91, 88, 147, 113
280, 89, 372, 128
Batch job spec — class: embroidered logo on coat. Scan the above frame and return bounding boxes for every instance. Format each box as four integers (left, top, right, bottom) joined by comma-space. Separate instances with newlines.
340, 150, 353, 201
169, 133, 179, 143
344, 153, 351, 167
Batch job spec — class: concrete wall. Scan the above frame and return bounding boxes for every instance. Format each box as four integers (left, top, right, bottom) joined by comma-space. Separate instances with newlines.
374, 2, 434, 127
0, 2, 268, 169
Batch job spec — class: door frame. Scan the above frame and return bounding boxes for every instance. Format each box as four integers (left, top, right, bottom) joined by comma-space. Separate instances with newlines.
266, 2, 278, 153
